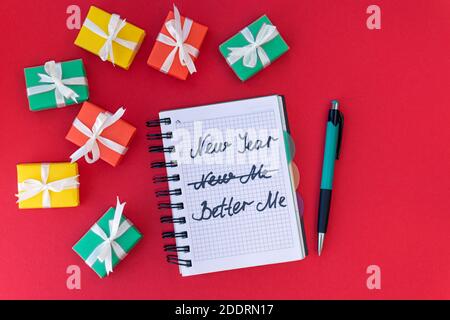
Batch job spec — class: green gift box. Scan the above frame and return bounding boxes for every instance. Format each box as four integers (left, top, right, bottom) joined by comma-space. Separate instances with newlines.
219, 15, 289, 81
73, 199, 142, 278
24, 59, 89, 111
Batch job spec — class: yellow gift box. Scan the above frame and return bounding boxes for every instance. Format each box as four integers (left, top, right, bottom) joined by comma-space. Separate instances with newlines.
16, 162, 80, 209
74, 6, 146, 70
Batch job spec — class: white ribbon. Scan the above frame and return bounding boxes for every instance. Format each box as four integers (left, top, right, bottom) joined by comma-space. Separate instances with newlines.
226, 23, 279, 68
26, 61, 87, 107
83, 14, 138, 65
69, 107, 128, 164
85, 197, 132, 276
156, 5, 199, 74
16, 163, 79, 208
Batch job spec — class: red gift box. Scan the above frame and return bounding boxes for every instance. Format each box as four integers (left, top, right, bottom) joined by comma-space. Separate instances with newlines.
147, 5, 208, 80
66, 102, 136, 167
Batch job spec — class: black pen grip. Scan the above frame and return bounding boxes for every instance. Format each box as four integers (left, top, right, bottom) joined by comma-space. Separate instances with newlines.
318, 189, 332, 233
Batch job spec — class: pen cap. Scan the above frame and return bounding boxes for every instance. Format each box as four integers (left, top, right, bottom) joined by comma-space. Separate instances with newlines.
328, 102, 344, 159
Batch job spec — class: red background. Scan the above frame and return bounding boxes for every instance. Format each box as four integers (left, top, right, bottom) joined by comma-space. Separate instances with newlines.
0, 0, 449, 299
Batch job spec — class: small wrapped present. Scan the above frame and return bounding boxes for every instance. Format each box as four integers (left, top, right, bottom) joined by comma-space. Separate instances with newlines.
24, 59, 88, 111
147, 5, 208, 80
73, 197, 142, 278
66, 102, 136, 167
219, 15, 289, 81
75, 6, 146, 70
16, 162, 79, 209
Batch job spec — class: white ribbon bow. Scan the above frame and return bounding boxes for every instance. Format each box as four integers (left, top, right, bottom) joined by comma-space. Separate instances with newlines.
85, 197, 132, 276
226, 23, 279, 68
156, 5, 199, 74
26, 61, 87, 107
16, 163, 79, 208
69, 107, 128, 164
83, 14, 138, 65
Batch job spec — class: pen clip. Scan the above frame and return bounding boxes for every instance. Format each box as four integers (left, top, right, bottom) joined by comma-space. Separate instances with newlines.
336, 111, 344, 160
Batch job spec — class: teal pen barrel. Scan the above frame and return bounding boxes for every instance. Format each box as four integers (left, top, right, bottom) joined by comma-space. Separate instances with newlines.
320, 122, 340, 190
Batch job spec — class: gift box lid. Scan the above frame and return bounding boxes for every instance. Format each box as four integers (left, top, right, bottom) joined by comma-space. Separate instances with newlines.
75, 6, 146, 70
16, 162, 79, 209
66, 102, 137, 167
147, 8, 208, 80
24, 59, 89, 111
73, 206, 142, 278
219, 15, 289, 81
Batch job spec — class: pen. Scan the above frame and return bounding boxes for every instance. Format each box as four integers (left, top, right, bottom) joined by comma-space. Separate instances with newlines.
318, 100, 344, 256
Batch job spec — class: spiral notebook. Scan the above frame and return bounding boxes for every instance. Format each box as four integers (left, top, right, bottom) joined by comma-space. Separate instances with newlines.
148, 95, 307, 276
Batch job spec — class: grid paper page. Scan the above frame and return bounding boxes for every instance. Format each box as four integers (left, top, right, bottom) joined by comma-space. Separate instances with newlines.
160, 96, 306, 276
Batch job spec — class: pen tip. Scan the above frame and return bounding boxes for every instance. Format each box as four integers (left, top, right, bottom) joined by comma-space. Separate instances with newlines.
318, 233, 325, 256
